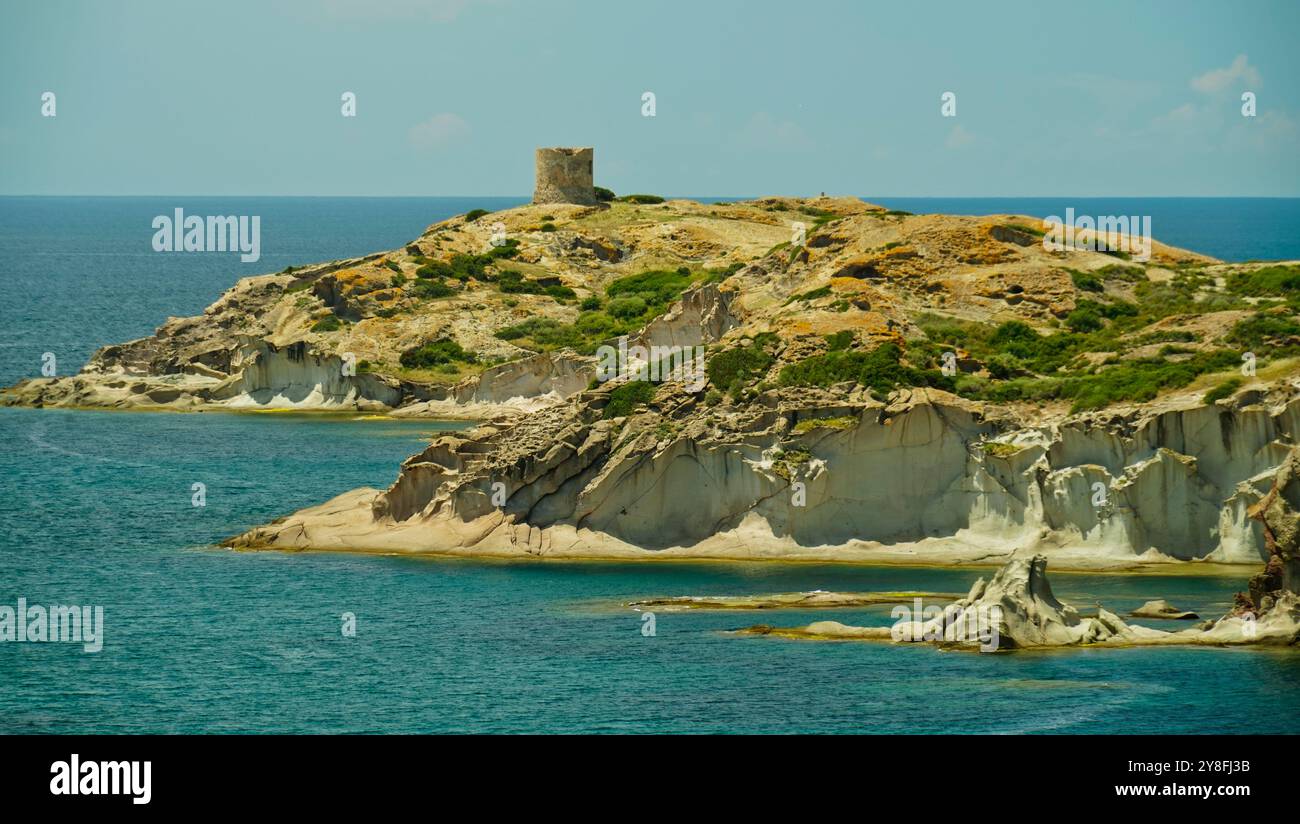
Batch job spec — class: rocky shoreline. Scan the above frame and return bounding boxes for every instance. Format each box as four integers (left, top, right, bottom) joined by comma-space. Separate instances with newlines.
736, 554, 1299, 651
223, 377, 1300, 573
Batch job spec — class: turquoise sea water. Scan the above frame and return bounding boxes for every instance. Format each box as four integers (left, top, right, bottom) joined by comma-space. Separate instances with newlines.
2, 197, 1299, 733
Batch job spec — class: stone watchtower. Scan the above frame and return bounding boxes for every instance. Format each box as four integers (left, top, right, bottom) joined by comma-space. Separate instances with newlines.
533, 147, 596, 205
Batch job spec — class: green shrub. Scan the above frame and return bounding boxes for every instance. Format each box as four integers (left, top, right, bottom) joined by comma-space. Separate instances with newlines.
1096, 263, 1147, 282
494, 317, 585, 350
791, 415, 857, 434
390, 273, 407, 288
1133, 329, 1196, 345
310, 315, 343, 333
416, 241, 519, 282
1226, 264, 1300, 296
1002, 223, 1045, 238
922, 316, 1084, 375
702, 262, 745, 282
417, 260, 463, 280
979, 377, 1061, 403
1225, 313, 1300, 350
1069, 270, 1103, 292
777, 341, 953, 395
594, 186, 616, 202
574, 313, 621, 342
464, 209, 490, 222
540, 223, 557, 232
986, 353, 1024, 380
495, 270, 575, 300
784, 285, 832, 305
706, 334, 778, 395
990, 320, 1038, 349
1204, 378, 1243, 404
607, 296, 648, 320
414, 279, 456, 299
1132, 280, 1200, 319
399, 338, 477, 369
605, 268, 697, 308
1066, 307, 1104, 333
615, 194, 665, 204
484, 239, 520, 259
824, 330, 854, 351
1058, 350, 1239, 412
603, 381, 657, 418
982, 441, 1023, 457
580, 296, 603, 311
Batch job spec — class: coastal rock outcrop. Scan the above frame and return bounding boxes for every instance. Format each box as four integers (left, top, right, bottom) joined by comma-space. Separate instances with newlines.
8, 190, 1300, 573
1, 194, 1226, 420
741, 554, 1299, 650
227, 373, 1300, 571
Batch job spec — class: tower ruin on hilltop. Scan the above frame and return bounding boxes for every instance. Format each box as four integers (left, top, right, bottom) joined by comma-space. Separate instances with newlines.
533, 147, 596, 205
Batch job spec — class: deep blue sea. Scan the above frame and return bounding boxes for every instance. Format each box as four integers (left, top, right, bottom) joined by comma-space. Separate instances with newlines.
2, 196, 1299, 733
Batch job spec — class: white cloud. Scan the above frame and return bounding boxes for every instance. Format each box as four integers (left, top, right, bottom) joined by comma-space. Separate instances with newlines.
408, 113, 470, 149
1191, 55, 1261, 94
1226, 109, 1300, 152
945, 124, 974, 149
1158, 102, 1201, 126
1061, 73, 1161, 104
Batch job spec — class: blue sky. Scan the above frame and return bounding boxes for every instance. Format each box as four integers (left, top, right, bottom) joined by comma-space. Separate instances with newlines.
1, 0, 1297, 196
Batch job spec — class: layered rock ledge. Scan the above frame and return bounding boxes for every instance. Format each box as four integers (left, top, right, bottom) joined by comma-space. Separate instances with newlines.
737, 554, 1299, 650
226, 373, 1300, 571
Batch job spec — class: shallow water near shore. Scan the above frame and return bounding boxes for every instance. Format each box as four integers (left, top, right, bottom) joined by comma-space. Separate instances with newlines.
3, 405, 1299, 734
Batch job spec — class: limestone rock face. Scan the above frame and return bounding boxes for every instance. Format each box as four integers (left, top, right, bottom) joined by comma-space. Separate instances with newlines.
953, 555, 1087, 647
533, 147, 595, 205
889, 554, 1166, 649
1247, 447, 1300, 603
226, 377, 1300, 574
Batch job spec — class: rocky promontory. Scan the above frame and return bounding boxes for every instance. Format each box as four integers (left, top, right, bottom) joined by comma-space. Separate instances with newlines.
9, 192, 1300, 573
